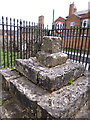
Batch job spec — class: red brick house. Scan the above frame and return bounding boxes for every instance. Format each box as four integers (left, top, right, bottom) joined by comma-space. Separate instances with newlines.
55, 3, 89, 28
54, 3, 89, 50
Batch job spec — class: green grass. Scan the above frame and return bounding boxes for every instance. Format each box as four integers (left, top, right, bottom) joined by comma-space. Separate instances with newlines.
0, 100, 5, 105
1, 49, 22, 69
69, 78, 74, 85
1, 49, 14, 69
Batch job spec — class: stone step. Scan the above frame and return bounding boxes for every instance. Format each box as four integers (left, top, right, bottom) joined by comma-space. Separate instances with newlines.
0, 89, 33, 118
0, 68, 89, 118
15, 58, 85, 92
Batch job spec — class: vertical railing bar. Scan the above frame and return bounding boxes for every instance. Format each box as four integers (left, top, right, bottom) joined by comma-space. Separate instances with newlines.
6, 17, 9, 67
73, 26, 78, 62
13, 18, 15, 66
70, 26, 75, 60
23, 20, 25, 59
31, 22, 33, 56
41, 24, 43, 47
46, 25, 48, 36
79, 26, 85, 63
35, 25, 38, 54
20, 20, 22, 59
43, 24, 44, 37
26, 21, 28, 59
85, 28, 90, 70
35, 23, 37, 54
34, 22, 36, 56
2, 16, 5, 68
82, 28, 88, 64
88, 64, 90, 71
10, 18, 12, 68
29, 21, 30, 58
76, 27, 82, 62
0, 19, 1, 68
53, 25, 54, 36
39, 23, 40, 46
38, 23, 40, 51
66, 29, 69, 54
61, 25, 63, 51
45, 27, 46, 36
17, 19, 19, 59
68, 26, 72, 58
63, 21, 66, 53
55, 24, 56, 36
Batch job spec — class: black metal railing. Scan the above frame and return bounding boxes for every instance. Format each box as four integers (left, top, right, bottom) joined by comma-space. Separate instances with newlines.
0, 16, 48, 69
48, 25, 90, 71
0, 16, 90, 71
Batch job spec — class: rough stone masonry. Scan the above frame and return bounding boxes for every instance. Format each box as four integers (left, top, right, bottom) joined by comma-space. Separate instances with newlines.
0, 36, 89, 119
15, 36, 85, 92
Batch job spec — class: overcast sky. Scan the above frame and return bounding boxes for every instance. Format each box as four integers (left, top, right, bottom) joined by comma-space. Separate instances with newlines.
0, 0, 89, 28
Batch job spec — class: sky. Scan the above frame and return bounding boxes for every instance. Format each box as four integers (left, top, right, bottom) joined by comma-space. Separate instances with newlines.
0, 0, 89, 28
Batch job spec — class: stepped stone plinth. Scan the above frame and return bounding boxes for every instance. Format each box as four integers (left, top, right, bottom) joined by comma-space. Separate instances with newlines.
0, 36, 88, 119
0, 69, 89, 118
15, 36, 85, 92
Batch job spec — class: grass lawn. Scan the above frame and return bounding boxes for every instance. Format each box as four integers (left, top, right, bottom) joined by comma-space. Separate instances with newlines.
1, 49, 24, 69
1, 49, 15, 69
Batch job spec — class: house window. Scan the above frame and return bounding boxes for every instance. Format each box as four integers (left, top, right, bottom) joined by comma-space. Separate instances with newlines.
82, 19, 89, 28
70, 22, 75, 26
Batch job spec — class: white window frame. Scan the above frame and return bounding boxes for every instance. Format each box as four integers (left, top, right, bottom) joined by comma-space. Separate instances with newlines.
82, 19, 89, 28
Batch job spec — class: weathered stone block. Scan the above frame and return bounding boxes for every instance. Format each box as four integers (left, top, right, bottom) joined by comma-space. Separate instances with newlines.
38, 76, 89, 118
15, 57, 46, 84
0, 68, 20, 90
1, 69, 50, 118
1, 68, 89, 118
38, 61, 85, 91
41, 36, 62, 53
15, 58, 85, 92
36, 51, 68, 67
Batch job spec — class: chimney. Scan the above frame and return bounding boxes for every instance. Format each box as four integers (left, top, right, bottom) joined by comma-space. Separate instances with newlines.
69, 3, 74, 16
38, 15, 44, 28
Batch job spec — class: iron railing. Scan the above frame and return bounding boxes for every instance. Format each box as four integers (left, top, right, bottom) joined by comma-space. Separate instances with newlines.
0, 16, 90, 71
48, 25, 90, 71
0, 16, 48, 69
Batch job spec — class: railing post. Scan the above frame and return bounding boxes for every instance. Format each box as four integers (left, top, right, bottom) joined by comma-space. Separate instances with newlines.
0, 28, 1, 69
2, 16, 5, 68
13, 18, 15, 66
20, 20, 22, 59
26, 21, 28, 59
6, 17, 9, 67
47, 30, 50, 36
10, 18, 12, 68
17, 19, 19, 59
23, 20, 25, 59
29, 21, 30, 58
